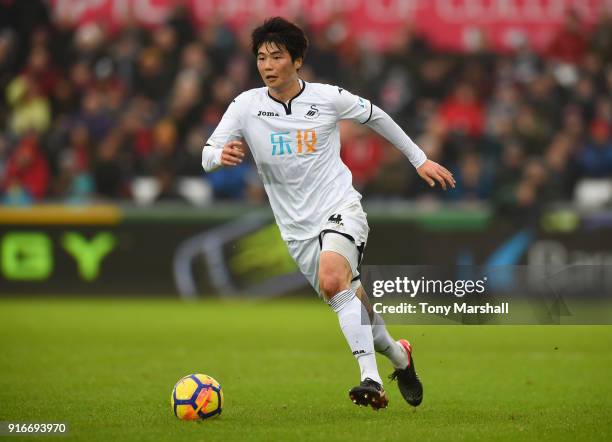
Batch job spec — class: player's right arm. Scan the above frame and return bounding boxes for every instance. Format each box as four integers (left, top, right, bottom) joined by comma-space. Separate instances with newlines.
201, 95, 247, 172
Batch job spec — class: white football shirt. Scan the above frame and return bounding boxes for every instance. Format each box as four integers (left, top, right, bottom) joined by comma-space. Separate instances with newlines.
202, 80, 426, 241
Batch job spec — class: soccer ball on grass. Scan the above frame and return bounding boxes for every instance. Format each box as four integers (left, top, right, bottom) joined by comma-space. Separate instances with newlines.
171, 374, 223, 420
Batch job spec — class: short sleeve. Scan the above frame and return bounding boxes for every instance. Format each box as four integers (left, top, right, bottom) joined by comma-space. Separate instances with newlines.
332, 87, 373, 124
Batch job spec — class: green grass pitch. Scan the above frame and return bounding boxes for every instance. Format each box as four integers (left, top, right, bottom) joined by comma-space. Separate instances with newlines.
1, 298, 611, 441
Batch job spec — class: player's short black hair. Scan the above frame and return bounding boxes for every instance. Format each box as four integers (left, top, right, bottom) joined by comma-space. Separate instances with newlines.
251, 17, 308, 62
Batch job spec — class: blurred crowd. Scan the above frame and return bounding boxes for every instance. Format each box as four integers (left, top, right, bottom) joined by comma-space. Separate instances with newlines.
1, 2, 611, 222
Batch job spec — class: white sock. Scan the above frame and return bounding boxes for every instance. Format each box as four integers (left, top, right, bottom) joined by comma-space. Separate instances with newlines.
372, 313, 408, 369
329, 289, 382, 385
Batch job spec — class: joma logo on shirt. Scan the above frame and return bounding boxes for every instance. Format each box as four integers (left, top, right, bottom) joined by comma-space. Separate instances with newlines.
270, 130, 317, 156
258, 110, 279, 117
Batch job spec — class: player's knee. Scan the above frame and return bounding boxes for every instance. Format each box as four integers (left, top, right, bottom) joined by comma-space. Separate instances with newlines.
319, 254, 351, 299
319, 272, 347, 299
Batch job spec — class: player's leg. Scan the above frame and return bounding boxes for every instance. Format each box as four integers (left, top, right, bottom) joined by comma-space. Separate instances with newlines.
320, 203, 402, 366
355, 285, 423, 406
319, 250, 381, 385
354, 286, 408, 368
319, 235, 388, 409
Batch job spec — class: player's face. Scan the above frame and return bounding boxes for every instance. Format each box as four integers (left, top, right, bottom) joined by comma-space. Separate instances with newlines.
256, 42, 302, 90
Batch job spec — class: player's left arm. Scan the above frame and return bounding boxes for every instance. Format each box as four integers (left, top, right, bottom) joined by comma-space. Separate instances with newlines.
333, 87, 455, 190
365, 105, 455, 190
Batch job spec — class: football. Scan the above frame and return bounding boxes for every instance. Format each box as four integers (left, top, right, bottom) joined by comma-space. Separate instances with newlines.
171, 374, 224, 420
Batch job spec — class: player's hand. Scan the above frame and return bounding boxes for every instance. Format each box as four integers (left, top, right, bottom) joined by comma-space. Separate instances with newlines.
416, 159, 456, 190
220, 140, 246, 166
